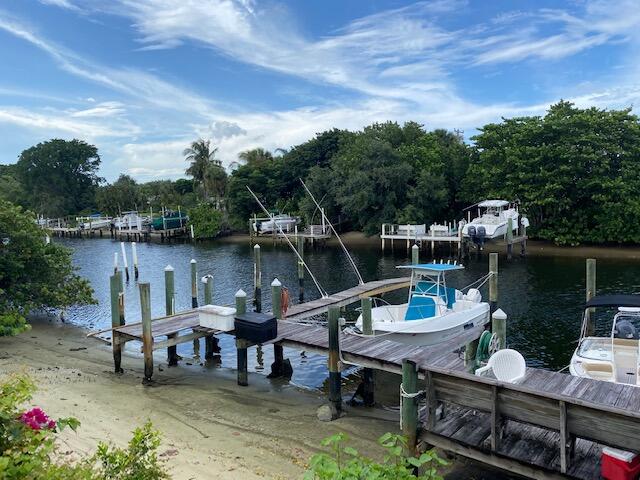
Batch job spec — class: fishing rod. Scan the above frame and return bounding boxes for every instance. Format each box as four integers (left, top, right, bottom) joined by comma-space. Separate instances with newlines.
299, 179, 364, 286
246, 186, 328, 298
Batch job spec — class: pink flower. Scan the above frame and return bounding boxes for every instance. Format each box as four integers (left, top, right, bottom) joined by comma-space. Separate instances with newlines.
19, 407, 56, 431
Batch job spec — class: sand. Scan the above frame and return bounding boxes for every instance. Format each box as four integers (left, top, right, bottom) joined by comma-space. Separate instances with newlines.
0, 317, 512, 479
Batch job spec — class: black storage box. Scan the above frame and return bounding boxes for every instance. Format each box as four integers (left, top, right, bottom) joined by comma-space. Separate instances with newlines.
234, 312, 278, 344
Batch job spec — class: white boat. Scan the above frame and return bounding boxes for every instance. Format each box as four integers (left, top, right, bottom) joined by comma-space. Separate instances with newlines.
461, 200, 528, 241
113, 211, 149, 230
77, 214, 111, 230
570, 295, 640, 386
255, 214, 299, 234
354, 263, 490, 346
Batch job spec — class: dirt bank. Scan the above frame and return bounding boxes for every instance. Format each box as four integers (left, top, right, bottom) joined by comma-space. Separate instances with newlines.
218, 232, 640, 259
0, 318, 513, 479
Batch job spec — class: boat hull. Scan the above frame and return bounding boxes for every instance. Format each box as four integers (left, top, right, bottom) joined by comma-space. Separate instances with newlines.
356, 302, 490, 346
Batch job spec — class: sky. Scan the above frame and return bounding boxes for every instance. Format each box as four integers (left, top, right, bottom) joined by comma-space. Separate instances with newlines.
1, 0, 640, 182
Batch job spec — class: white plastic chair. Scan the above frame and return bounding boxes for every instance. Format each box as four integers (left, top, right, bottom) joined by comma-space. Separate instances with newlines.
476, 349, 526, 383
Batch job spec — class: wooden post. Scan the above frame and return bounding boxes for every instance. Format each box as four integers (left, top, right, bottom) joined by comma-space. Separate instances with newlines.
120, 242, 130, 281
411, 243, 419, 265
139, 282, 153, 383
110, 273, 123, 373
268, 278, 291, 378
190, 259, 200, 358
253, 244, 262, 312
202, 274, 219, 359
586, 258, 596, 336
272, 278, 282, 320
401, 359, 418, 455
235, 289, 249, 386
165, 265, 178, 366
492, 308, 507, 350
506, 217, 513, 260
297, 235, 304, 302
131, 242, 139, 280
328, 305, 342, 416
113, 252, 118, 274
489, 252, 498, 316
361, 297, 374, 406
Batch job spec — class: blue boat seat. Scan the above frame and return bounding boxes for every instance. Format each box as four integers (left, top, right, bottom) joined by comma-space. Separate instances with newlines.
415, 281, 456, 309
405, 295, 436, 321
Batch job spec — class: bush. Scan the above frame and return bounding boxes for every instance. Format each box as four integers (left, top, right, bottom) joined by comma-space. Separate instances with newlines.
0, 374, 170, 479
304, 432, 447, 480
187, 203, 223, 239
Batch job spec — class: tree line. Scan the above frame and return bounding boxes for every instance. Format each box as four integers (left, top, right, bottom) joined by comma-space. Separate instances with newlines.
2, 101, 640, 245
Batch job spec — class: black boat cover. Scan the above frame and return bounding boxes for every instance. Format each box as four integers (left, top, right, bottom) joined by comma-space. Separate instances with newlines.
585, 294, 640, 309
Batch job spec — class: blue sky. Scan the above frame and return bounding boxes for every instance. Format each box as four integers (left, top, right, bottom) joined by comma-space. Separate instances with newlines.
1, 0, 639, 181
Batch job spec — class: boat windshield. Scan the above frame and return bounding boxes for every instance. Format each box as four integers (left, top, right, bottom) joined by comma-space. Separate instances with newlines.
577, 309, 640, 360
612, 311, 640, 341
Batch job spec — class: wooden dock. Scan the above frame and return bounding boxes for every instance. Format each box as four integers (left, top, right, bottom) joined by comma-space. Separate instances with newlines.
49, 225, 189, 243
285, 277, 411, 321
381, 223, 463, 253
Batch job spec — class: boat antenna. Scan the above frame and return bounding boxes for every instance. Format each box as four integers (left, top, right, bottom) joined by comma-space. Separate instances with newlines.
246, 186, 328, 298
300, 179, 364, 286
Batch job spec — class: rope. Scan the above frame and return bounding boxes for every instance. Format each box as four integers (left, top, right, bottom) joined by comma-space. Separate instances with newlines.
459, 271, 494, 293
399, 383, 426, 428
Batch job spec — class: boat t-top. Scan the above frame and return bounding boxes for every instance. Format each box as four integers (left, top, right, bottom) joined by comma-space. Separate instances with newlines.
254, 214, 299, 234
461, 200, 528, 242
354, 263, 490, 346
570, 295, 640, 386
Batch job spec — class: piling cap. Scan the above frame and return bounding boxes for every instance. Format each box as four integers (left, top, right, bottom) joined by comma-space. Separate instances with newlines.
190, 258, 196, 264
165, 265, 174, 272
201, 274, 212, 284
271, 278, 281, 287
254, 244, 260, 250
492, 308, 507, 320
235, 289, 247, 297
412, 244, 419, 250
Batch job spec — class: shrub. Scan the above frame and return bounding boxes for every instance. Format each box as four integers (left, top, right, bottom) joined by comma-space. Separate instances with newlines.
187, 203, 223, 239
304, 432, 447, 480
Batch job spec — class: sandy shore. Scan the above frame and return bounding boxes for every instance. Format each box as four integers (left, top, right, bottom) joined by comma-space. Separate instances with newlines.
218, 231, 640, 259
0, 318, 511, 479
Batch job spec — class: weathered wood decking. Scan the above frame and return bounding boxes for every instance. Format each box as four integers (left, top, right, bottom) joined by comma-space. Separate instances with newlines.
285, 277, 411, 321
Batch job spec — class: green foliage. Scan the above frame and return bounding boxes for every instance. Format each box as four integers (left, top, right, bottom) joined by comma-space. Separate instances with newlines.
96, 175, 144, 215
184, 139, 223, 201
304, 432, 447, 480
466, 101, 640, 245
188, 203, 223, 239
0, 200, 95, 336
15, 139, 102, 217
0, 374, 170, 479
94, 422, 169, 480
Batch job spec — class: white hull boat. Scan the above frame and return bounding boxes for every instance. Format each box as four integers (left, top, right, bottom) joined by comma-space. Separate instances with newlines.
569, 295, 640, 386
77, 215, 111, 230
462, 200, 528, 240
354, 263, 490, 346
255, 214, 299, 234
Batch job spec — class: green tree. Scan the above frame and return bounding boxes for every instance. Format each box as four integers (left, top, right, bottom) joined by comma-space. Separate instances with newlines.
184, 139, 220, 200
465, 101, 640, 244
0, 201, 95, 335
15, 139, 102, 217
0, 165, 24, 205
238, 147, 273, 166
95, 174, 143, 215
188, 203, 224, 239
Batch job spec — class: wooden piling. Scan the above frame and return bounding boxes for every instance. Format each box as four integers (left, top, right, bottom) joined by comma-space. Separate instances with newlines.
297, 235, 304, 302
110, 273, 123, 373
269, 278, 288, 378
235, 289, 247, 315
361, 297, 374, 406
489, 252, 498, 316
506, 217, 513, 260
401, 359, 418, 455
131, 242, 139, 280
328, 305, 342, 416
164, 265, 178, 366
253, 244, 262, 312
411, 243, 419, 265
120, 242, 130, 281
139, 282, 153, 383
190, 259, 200, 358
235, 289, 249, 386
492, 308, 507, 350
586, 258, 596, 336
202, 274, 219, 359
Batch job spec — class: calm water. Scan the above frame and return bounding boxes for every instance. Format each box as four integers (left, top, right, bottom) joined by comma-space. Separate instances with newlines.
59, 237, 640, 391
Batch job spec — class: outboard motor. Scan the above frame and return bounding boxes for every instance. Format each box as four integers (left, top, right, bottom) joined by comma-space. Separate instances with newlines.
467, 225, 476, 240
476, 226, 486, 249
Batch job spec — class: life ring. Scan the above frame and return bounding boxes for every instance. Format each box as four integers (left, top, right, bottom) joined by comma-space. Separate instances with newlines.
281, 287, 290, 318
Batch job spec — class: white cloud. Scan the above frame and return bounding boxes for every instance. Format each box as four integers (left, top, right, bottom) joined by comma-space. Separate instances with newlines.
38, 0, 80, 11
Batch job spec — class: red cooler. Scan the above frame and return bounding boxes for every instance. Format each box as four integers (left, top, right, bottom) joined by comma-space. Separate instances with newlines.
601, 448, 640, 480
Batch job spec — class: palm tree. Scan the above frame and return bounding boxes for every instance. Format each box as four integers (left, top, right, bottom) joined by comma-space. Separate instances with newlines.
238, 148, 273, 165
183, 139, 220, 200
203, 162, 227, 208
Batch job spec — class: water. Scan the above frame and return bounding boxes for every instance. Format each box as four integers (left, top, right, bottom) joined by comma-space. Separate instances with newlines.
60, 237, 640, 392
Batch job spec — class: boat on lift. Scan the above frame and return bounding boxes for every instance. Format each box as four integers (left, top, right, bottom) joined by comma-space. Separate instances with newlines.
461, 200, 528, 243
354, 263, 490, 346
77, 214, 111, 230
569, 295, 640, 386
254, 214, 299, 234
